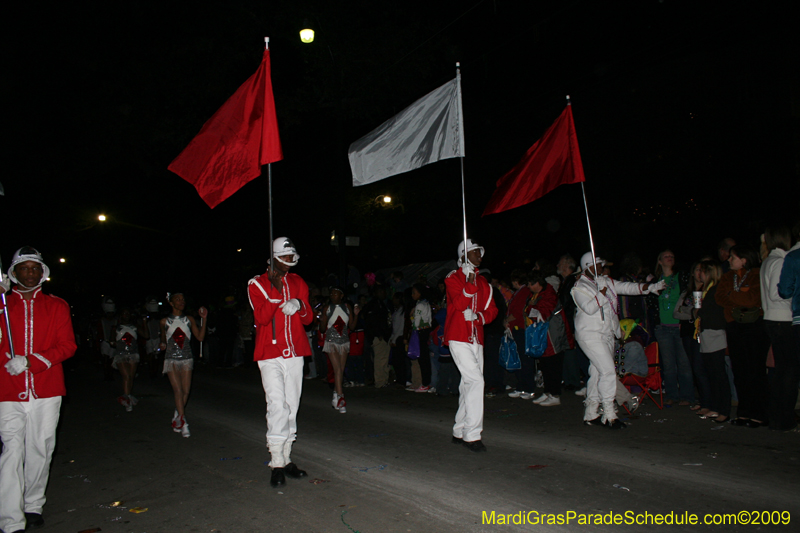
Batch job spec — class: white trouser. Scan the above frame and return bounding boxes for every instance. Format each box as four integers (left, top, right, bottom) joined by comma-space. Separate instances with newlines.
448, 340, 484, 442
0, 397, 62, 533
577, 336, 618, 420
258, 357, 304, 468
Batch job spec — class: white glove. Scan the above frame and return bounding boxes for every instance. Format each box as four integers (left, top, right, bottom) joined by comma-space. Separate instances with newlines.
5, 355, 28, 376
461, 262, 473, 278
0, 273, 10, 293
595, 276, 607, 291
647, 280, 666, 295
528, 308, 542, 322
280, 299, 301, 316
463, 308, 478, 322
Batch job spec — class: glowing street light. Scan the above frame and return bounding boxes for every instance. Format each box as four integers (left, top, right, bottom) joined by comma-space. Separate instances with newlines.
300, 22, 314, 43
59, 258, 66, 263
98, 214, 107, 222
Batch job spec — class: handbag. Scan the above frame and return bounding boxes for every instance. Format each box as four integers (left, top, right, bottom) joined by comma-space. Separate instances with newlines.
525, 320, 549, 358
732, 306, 760, 324
499, 330, 521, 370
349, 330, 365, 356
407, 330, 420, 359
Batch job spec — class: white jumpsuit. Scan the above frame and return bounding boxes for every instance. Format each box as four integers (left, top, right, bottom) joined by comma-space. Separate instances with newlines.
571, 275, 648, 422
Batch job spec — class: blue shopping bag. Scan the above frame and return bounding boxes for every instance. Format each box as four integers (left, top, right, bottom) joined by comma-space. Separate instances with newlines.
407, 330, 420, 360
525, 321, 549, 357
499, 331, 521, 371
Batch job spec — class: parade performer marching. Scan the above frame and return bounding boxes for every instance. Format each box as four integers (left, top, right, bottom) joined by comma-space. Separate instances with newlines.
319, 286, 357, 413
0, 247, 77, 533
571, 252, 663, 429
444, 239, 498, 452
159, 292, 207, 438
248, 237, 313, 488
113, 307, 144, 411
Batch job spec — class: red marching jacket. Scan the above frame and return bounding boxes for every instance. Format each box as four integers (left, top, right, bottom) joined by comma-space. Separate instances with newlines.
0, 288, 77, 402
248, 272, 313, 359
444, 267, 498, 345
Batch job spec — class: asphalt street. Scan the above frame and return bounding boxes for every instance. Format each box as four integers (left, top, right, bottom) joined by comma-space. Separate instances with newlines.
37, 359, 800, 533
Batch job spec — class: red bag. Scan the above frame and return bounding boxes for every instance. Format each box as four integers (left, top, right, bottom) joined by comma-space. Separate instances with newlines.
349, 330, 365, 356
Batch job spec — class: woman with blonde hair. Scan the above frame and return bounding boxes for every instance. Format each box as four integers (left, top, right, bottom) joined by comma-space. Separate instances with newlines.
695, 261, 730, 422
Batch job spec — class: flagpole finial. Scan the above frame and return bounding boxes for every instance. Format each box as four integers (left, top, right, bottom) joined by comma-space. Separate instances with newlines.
264, 37, 269, 49
566, 95, 571, 105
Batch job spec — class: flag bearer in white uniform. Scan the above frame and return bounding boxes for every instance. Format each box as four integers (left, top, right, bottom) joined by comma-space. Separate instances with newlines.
444, 239, 498, 452
0, 247, 76, 533
248, 237, 313, 488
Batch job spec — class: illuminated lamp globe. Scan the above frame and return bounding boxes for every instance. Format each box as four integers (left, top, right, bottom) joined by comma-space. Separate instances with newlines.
300, 28, 315, 43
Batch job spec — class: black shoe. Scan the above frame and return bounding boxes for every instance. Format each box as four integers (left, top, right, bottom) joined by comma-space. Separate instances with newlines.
462, 439, 487, 452
604, 419, 627, 430
730, 418, 749, 427
451, 436, 463, 445
25, 512, 44, 529
746, 419, 765, 429
284, 462, 307, 478
584, 416, 604, 426
270, 468, 286, 488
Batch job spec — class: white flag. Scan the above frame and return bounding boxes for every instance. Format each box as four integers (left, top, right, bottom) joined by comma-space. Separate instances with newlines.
349, 74, 465, 186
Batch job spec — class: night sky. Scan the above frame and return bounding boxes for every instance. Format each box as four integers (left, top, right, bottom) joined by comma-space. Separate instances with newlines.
4, 0, 798, 313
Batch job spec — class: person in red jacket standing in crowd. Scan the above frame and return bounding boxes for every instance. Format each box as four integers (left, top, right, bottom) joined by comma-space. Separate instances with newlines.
248, 237, 314, 488
0, 247, 76, 533
444, 239, 498, 452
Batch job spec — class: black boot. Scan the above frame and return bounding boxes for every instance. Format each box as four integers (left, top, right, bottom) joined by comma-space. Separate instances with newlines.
284, 462, 307, 478
270, 468, 286, 487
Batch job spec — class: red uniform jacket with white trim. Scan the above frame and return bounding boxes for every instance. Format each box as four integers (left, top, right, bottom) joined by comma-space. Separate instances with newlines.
443, 268, 498, 345
0, 288, 77, 402
248, 272, 313, 359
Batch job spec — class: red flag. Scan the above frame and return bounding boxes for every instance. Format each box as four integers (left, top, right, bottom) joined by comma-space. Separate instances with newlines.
168, 49, 283, 208
482, 105, 585, 216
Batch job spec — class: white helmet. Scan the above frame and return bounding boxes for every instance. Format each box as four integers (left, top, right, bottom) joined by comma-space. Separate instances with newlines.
457, 239, 485, 267
273, 237, 299, 267
7, 246, 50, 290
579, 252, 606, 273
145, 298, 159, 313
102, 297, 116, 314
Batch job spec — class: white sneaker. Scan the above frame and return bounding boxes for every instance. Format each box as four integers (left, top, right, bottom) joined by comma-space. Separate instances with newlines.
520, 392, 533, 400
427, 387, 437, 394
574, 387, 587, 397
332, 392, 340, 409
508, 390, 523, 398
505, 385, 513, 390
532, 393, 549, 404
172, 413, 183, 433
540, 394, 561, 407
337, 396, 346, 414
128, 395, 139, 406
181, 422, 190, 438
627, 395, 641, 413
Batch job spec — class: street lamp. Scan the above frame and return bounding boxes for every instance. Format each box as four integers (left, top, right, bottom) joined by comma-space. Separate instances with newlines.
300, 20, 314, 43
98, 214, 107, 222
59, 258, 66, 263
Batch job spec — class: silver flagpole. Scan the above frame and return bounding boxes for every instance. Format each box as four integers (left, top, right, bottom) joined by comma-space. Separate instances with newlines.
457, 63, 469, 270
1, 257, 16, 358
266, 36, 277, 344
571, 96, 603, 319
